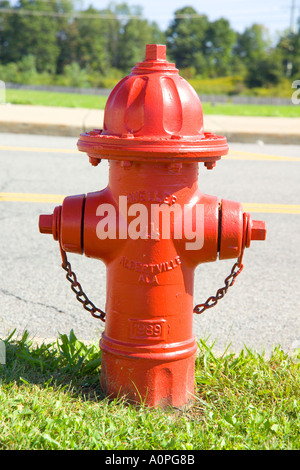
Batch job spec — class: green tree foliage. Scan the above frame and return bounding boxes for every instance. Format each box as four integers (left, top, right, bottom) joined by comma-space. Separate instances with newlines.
246, 51, 283, 87
235, 24, 271, 64
0, 0, 72, 73
277, 22, 300, 79
166, 7, 209, 73
118, 17, 164, 72
235, 24, 284, 87
108, 2, 164, 72
68, 6, 110, 74
166, 9, 237, 77
290, 30, 300, 76
0, 1, 299, 90
204, 18, 237, 77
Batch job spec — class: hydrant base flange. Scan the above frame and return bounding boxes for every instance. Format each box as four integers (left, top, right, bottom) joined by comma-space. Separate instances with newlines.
100, 348, 197, 408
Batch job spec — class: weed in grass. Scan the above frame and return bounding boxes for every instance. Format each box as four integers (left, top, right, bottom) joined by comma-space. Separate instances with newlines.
1, 329, 104, 400
0, 330, 299, 450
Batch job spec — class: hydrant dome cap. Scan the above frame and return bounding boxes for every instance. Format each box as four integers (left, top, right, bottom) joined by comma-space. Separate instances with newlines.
102, 44, 204, 139
77, 44, 228, 162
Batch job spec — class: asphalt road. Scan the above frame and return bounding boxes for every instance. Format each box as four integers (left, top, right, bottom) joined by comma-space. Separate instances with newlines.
0, 133, 299, 356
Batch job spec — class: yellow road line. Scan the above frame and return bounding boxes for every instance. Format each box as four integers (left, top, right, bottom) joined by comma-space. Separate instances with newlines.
0, 145, 299, 161
226, 150, 300, 162
242, 203, 300, 214
0, 193, 65, 203
0, 145, 78, 154
0, 193, 299, 213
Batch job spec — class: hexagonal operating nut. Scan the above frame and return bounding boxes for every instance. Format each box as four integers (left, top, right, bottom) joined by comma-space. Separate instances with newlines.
145, 44, 166, 61
246, 217, 267, 247
251, 220, 267, 241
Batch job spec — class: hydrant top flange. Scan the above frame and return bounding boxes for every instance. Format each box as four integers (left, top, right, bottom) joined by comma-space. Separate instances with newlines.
77, 44, 229, 163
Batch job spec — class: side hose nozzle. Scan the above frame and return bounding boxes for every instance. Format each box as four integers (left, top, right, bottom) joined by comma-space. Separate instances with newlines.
39, 206, 61, 241
218, 200, 267, 261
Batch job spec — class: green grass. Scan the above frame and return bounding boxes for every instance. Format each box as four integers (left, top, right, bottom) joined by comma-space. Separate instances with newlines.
5, 89, 300, 117
202, 102, 300, 117
6, 89, 108, 109
0, 329, 299, 450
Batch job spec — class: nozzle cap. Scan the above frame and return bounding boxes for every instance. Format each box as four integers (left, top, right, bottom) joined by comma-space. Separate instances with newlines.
39, 214, 53, 234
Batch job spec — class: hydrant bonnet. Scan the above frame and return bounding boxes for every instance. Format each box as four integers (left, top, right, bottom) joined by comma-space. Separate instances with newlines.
77, 44, 228, 164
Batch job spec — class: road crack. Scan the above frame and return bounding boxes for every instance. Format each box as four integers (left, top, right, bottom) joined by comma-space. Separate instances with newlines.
0, 288, 67, 314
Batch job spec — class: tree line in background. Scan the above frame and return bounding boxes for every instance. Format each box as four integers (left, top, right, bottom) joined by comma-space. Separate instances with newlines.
0, 1, 299, 95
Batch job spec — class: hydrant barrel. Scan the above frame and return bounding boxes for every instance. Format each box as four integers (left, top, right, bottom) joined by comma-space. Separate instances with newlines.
39, 44, 266, 409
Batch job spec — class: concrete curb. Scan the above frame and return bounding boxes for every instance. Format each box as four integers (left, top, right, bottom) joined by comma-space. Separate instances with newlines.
215, 132, 300, 145
0, 121, 83, 137
1, 104, 300, 144
0, 104, 104, 138
204, 114, 300, 145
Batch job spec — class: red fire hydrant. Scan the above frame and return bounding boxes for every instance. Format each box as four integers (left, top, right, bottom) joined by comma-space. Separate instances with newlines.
39, 45, 266, 408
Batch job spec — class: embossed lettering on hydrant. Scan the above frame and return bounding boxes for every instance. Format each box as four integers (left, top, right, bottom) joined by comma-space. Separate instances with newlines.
120, 255, 181, 280
120, 255, 181, 284
129, 319, 167, 340
127, 190, 177, 206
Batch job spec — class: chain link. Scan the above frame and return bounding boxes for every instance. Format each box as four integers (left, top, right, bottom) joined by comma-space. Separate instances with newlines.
193, 261, 244, 315
59, 247, 106, 322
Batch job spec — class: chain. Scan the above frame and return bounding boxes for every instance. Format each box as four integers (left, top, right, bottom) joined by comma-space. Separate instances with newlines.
59, 247, 243, 320
57, 210, 247, 320
59, 247, 242, 320
194, 211, 249, 315
59, 245, 106, 322
59, 246, 243, 320
193, 261, 244, 315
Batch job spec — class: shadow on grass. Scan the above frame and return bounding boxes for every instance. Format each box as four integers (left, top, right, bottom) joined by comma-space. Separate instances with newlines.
0, 329, 206, 414
0, 329, 106, 402
0, 329, 197, 414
